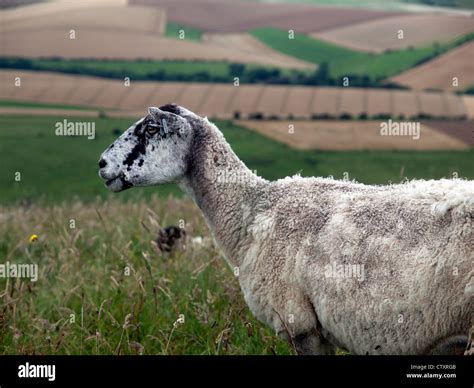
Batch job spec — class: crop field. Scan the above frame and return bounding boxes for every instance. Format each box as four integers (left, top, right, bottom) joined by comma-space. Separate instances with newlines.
1, 5, 166, 35
313, 14, 474, 53
250, 28, 474, 80
1, 29, 315, 69
130, 0, 400, 33
200, 33, 314, 69
1, 70, 470, 120
0, 2, 312, 69
389, 41, 474, 92
237, 120, 471, 150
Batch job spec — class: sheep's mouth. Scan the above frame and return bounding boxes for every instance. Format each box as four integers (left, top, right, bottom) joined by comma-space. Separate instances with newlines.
105, 174, 133, 192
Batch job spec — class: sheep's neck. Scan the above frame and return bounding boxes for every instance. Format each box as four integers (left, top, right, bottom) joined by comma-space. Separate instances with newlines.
179, 124, 266, 268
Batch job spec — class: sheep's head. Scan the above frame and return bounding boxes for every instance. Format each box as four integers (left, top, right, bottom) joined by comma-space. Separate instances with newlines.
98, 104, 197, 192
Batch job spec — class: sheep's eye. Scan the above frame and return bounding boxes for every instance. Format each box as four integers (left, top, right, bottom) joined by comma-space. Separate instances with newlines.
146, 125, 159, 135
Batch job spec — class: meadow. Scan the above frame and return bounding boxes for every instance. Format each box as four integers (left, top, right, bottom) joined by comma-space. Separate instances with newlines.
1, 115, 473, 205
250, 28, 474, 80
0, 196, 293, 355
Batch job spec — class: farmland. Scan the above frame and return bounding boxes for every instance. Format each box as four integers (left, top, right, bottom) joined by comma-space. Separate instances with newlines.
0, 70, 470, 120
313, 14, 474, 53
130, 0, 401, 33
0, 28, 313, 69
237, 120, 471, 150
389, 41, 474, 92
0, 2, 313, 70
250, 28, 474, 80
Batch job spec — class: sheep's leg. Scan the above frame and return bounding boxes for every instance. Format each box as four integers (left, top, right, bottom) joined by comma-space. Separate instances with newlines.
293, 329, 336, 355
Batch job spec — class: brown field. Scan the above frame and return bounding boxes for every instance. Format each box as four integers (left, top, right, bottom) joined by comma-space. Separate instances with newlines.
366, 89, 392, 117
1, 28, 315, 68
0, 1, 313, 69
0, 70, 469, 120
313, 14, 474, 53
418, 92, 449, 117
280, 87, 314, 119
201, 33, 314, 70
339, 88, 366, 117
311, 87, 340, 117
389, 41, 474, 92
229, 85, 264, 117
255, 86, 290, 117
422, 120, 474, 146
130, 0, 402, 33
392, 90, 419, 118
463, 96, 474, 119
199, 84, 238, 119
237, 120, 470, 151
0, 0, 127, 22
1, 5, 166, 34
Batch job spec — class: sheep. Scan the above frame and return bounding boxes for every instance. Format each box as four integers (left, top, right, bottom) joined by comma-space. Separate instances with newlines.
98, 104, 474, 355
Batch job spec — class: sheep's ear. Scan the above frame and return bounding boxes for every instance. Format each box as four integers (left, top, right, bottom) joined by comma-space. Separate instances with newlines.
148, 106, 166, 121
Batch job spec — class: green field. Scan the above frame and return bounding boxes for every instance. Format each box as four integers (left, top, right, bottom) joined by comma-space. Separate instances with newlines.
165, 22, 203, 42
1, 115, 473, 205
251, 28, 474, 80
0, 57, 307, 85
0, 99, 91, 111
1, 57, 232, 78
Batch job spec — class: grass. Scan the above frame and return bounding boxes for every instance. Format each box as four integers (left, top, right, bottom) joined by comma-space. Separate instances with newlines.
0, 99, 92, 111
0, 115, 473, 206
165, 22, 203, 42
250, 28, 474, 80
0, 196, 292, 355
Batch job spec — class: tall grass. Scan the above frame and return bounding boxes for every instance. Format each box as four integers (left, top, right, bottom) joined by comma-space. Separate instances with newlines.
0, 196, 292, 355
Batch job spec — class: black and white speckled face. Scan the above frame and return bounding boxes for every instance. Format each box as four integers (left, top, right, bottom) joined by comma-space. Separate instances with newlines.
98, 104, 194, 192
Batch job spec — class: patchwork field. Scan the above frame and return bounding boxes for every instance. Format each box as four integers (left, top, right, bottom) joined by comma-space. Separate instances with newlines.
237, 120, 471, 151
0, 1, 313, 69
130, 0, 401, 33
1, 70, 470, 120
389, 41, 474, 92
200, 33, 314, 70
312, 14, 474, 53
250, 28, 474, 80
1, 29, 313, 69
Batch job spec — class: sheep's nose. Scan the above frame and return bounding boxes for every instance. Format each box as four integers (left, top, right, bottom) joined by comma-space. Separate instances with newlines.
99, 159, 107, 169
